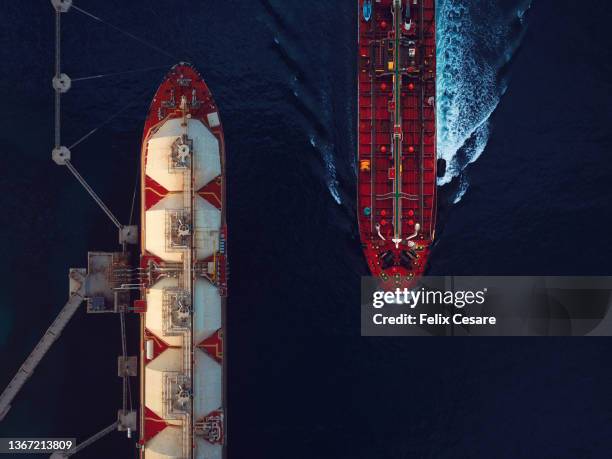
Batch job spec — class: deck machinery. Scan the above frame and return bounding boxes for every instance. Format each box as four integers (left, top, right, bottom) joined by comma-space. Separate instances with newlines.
357, 0, 437, 287
1, 5, 229, 459
138, 63, 228, 459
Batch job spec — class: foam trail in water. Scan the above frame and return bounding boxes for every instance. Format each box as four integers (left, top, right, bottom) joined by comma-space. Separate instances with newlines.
287, 66, 342, 205
310, 134, 341, 205
437, 0, 533, 202
453, 176, 469, 204
318, 87, 342, 204
269, 18, 342, 204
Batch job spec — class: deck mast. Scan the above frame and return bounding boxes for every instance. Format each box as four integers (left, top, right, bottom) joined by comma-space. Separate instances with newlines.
392, 0, 403, 248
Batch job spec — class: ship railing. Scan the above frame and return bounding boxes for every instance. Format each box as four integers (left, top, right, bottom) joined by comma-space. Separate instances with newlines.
181, 331, 193, 459
181, 415, 192, 459
181, 331, 192, 376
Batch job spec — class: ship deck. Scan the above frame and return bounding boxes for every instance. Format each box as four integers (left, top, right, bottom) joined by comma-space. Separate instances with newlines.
139, 63, 227, 459
357, 0, 437, 286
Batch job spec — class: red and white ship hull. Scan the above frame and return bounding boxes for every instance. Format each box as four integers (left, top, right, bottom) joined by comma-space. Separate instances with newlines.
138, 63, 227, 459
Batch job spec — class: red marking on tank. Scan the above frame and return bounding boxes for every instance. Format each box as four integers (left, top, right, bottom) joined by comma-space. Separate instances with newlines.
197, 329, 224, 364
144, 328, 172, 363
143, 407, 169, 443
198, 175, 222, 210
144, 175, 168, 210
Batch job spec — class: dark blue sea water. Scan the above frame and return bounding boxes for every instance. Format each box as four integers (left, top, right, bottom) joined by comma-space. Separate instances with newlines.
1, 1, 612, 458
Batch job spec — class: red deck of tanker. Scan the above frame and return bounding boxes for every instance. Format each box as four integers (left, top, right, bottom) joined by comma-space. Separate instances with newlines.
357, 0, 437, 287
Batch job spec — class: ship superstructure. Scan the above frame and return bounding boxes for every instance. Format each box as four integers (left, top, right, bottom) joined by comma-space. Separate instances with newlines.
357, 0, 438, 287
138, 63, 227, 459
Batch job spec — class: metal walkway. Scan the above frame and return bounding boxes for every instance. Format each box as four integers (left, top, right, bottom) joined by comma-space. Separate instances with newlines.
49, 422, 119, 459
0, 270, 86, 421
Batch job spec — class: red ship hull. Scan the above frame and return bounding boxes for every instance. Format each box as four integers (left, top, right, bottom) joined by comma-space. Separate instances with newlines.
357, 0, 437, 287
139, 63, 227, 459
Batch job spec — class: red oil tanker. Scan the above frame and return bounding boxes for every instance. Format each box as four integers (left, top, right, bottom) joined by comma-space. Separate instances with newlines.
357, 0, 440, 287
138, 63, 227, 459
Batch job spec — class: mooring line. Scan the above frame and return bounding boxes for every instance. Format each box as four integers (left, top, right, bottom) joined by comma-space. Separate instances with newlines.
72, 65, 172, 82
68, 91, 147, 150
72, 4, 179, 60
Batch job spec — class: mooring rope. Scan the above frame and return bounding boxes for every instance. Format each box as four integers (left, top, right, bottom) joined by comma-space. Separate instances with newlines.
72, 65, 172, 82
72, 4, 179, 60
68, 91, 146, 150
128, 159, 139, 227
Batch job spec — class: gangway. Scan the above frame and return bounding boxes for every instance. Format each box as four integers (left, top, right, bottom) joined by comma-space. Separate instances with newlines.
49, 422, 119, 459
0, 270, 86, 421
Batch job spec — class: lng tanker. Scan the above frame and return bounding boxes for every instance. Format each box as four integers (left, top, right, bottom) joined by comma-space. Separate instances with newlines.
357, 0, 439, 287
138, 63, 227, 459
